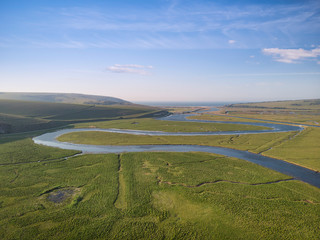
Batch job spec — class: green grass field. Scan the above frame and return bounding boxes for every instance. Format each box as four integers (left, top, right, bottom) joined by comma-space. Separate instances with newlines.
1, 98, 320, 239
263, 127, 320, 171
188, 113, 275, 123
58, 127, 320, 172
0, 138, 80, 165
1, 152, 319, 240
220, 99, 320, 126
223, 111, 320, 126
57, 129, 298, 156
227, 99, 320, 110
74, 118, 270, 132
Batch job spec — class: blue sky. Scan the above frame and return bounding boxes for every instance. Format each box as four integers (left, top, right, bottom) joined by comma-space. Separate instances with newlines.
1, 0, 319, 102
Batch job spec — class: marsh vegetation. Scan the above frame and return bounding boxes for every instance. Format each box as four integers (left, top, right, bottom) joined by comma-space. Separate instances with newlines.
1, 152, 319, 239
74, 117, 270, 132
0, 98, 319, 239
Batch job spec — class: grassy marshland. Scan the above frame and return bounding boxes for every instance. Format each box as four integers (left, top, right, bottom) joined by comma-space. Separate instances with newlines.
220, 99, 320, 126
58, 126, 320, 172
1, 152, 319, 239
264, 127, 320, 171
74, 118, 270, 132
1, 98, 319, 239
0, 138, 79, 165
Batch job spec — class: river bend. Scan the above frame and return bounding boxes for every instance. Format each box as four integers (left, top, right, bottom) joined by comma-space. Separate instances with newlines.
33, 109, 319, 188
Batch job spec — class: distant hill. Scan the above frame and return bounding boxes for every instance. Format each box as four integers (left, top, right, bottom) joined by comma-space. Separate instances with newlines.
226, 99, 320, 110
0, 92, 131, 106
220, 99, 320, 126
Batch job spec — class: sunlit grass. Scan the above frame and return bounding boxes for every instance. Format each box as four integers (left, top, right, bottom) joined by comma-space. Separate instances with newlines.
57, 130, 297, 153
74, 117, 270, 132
264, 127, 320, 171
0, 138, 79, 165
1, 151, 319, 239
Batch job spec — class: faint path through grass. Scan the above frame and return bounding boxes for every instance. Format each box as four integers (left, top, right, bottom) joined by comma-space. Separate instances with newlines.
114, 154, 127, 210
256, 130, 303, 154
263, 127, 320, 171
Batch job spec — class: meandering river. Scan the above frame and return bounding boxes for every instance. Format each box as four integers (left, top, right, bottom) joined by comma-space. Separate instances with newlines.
33, 108, 320, 188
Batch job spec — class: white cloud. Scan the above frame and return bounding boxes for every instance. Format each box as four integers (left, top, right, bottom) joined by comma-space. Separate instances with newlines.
228, 40, 236, 44
106, 64, 153, 75
114, 64, 153, 69
263, 47, 320, 63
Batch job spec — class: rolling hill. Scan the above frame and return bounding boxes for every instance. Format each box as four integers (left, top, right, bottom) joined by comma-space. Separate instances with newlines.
0, 99, 166, 134
0, 92, 131, 105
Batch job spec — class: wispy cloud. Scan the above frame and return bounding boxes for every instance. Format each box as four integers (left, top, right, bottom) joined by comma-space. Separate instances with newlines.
106, 64, 153, 75
30, 40, 86, 49
263, 47, 320, 63
65, 1, 318, 49
57, 2, 319, 34
2, 0, 319, 49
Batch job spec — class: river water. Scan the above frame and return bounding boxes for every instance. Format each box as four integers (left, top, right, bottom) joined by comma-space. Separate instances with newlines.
33, 109, 319, 188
